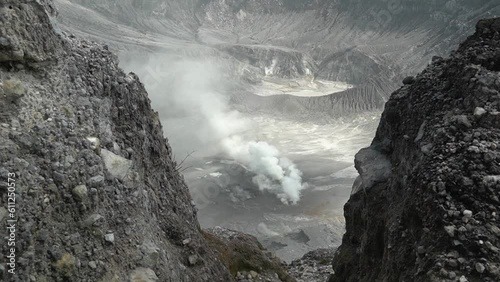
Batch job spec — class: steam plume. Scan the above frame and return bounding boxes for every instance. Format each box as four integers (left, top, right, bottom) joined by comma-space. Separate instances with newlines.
223, 136, 306, 205
121, 53, 306, 204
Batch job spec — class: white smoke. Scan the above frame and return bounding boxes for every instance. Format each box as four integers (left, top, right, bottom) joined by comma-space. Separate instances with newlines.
121, 53, 306, 205
223, 136, 306, 205
120, 54, 248, 156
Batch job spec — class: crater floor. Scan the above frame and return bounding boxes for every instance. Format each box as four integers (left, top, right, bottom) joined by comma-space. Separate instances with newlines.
183, 111, 379, 261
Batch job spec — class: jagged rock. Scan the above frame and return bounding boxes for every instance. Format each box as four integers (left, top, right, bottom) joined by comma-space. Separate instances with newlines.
249, 270, 258, 278
221, 44, 316, 79
87, 175, 105, 187
0, 2, 232, 281
0, 1, 63, 62
287, 248, 336, 282
84, 214, 104, 227
331, 17, 500, 282
86, 137, 100, 151
455, 115, 472, 128
204, 226, 294, 282
352, 147, 392, 193
474, 107, 487, 118
188, 255, 199, 266
475, 263, 486, 274
1, 80, 25, 104
105, 233, 115, 243
491, 226, 500, 237
403, 76, 415, 85
100, 149, 132, 180
444, 226, 456, 237
139, 241, 160, 268
72, 184, 88, 201
463, 210, 473, 218
129, 268, 159, 282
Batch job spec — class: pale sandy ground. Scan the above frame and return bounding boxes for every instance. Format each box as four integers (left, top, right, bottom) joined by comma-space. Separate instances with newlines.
253, 77, 353, 97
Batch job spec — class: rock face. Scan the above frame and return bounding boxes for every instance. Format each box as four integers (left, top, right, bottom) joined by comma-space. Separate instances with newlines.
204, 226, 295, 282
331, 18, 500, 282
287, 248, 336, 282
0, 0, 63, 62
352, 147, 392, 194
220, 44, 316, 79
0, 1, 233, 281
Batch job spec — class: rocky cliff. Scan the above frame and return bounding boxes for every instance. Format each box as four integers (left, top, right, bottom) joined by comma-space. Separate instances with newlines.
0, 1, 298, 281
3, 1, 500, 282
331, 18, 500, 282
0, 1, 235, 281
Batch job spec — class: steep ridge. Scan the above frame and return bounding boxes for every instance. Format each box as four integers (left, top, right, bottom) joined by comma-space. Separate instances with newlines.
0, 1, 235, 281
0, 2, 299, 281
54, 0, 500, 119
197, 0, 500, 76
330, 18, 500, 282
231, 83, 388, 119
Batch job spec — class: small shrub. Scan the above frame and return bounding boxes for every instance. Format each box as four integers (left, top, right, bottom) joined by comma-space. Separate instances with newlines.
55, 253, 76, 277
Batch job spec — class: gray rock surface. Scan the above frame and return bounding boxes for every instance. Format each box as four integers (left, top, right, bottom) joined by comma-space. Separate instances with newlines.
0, 0, 63, 62
99, 149, 132, 180
0, 1, 232, 281
204, 226, 295, 282
352, 146, 392, 194
330, 17, 500, 282
287, 248, 336, 282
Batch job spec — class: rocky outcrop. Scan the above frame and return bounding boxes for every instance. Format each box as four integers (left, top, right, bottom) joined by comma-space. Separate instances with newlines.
204, 227, 295, 282
219, 44, 316, 79
351, 147, 391, 195
0, 1, 233, 281
287, 248, 336, 282
330, 18, 500, 282
0, 0, 63, 63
